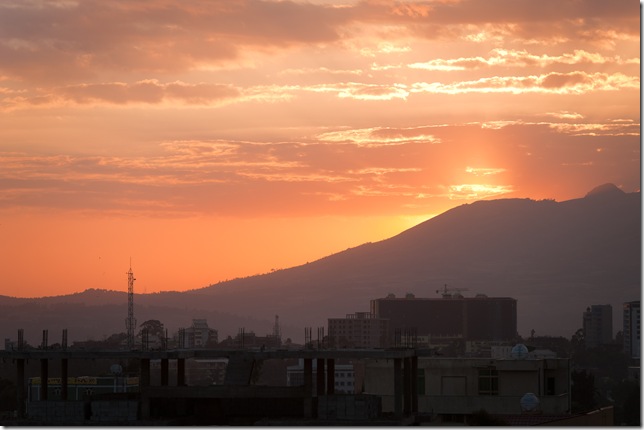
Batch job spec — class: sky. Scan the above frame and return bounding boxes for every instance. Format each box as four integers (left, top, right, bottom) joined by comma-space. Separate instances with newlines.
0, 0, 640, 298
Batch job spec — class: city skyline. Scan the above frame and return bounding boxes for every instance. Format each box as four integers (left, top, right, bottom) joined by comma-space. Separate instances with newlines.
0, 0, 639, 297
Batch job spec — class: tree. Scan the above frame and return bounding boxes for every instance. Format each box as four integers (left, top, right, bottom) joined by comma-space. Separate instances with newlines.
571, 369, 596, 413
138, 320, 165, 339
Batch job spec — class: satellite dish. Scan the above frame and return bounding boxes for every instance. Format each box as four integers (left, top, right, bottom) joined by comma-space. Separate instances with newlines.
520, 392, 540, 412
511, 344, 529, 359
110, 364, 123, 375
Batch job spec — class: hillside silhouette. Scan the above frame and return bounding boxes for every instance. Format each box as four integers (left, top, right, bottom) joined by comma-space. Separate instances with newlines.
1, 184, 639, 344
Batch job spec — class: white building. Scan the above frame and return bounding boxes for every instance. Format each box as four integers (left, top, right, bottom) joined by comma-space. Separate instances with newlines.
179, 319, 217, 348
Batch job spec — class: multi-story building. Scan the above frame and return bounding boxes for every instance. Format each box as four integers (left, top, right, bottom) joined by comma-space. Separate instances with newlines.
286, 359, 361, 394
623, 301, 640, 360
179, 319, 218, 348
364, 352, 571, 424
370, 293, 517, 343
583, 305, 613, 348
327, 312, 389, 348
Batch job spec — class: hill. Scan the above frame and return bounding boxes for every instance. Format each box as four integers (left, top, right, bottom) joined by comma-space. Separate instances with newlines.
1, 184, 639, 345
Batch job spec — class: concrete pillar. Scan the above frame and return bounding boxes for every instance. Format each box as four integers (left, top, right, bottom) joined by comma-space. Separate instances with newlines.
316, 358, 325, 395
303, 358, 313, 418
326, 359, 335, 395
403, 357, 412, 415
140, 358, 151, 388
177, 358, 185, 386
160, 358, 169, 386
16, 359, 25, 418
140, 392, 150, 420
61, 359, 68, 401
393, 358, 402, 419
411, 356, 418, 414
40, 359, 49, 400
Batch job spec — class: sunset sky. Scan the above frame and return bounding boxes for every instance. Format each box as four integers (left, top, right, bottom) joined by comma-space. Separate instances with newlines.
0, 0, 639, 298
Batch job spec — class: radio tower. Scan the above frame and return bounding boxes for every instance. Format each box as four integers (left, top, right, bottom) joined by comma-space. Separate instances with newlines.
125, 259, 137, 350
272, 315, 281, 340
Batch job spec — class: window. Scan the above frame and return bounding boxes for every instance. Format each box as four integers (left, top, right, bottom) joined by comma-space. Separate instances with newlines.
546, 377, 555, 395
478, 368, 498, 395
417, 369, 426, 395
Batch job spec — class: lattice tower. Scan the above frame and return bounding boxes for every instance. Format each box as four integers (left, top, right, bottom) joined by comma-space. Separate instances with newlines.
125, 261, 137, 349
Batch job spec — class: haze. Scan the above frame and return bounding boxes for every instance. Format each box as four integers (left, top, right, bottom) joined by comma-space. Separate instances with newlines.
0, 0, 639, 298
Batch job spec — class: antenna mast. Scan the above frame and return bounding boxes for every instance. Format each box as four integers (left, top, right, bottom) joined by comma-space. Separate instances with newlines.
125, 259, 137, 349
272, 315, 281, 340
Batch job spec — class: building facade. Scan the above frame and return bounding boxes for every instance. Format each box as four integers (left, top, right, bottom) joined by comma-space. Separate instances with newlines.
179, 319, 218, 348
286, 359, 361, 394
28, 376, 140, 401
364, 355, 571, 424
582, 305, 613, 348
370, 294, 517, 343
623, 301, 640, 360
327, 312, 389, 348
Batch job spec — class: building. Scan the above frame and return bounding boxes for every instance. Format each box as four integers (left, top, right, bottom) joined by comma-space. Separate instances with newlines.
287, 359, 361, 394
370, 293, 517, 343
179, 319, 218, 348
623, 301, 640, 360
185, 358, 228, 386
28, 376, 140, 402
327, 312, 389, 348
364, 352, 571, 424
218, 330, 282, 349
583, 305, 613, 348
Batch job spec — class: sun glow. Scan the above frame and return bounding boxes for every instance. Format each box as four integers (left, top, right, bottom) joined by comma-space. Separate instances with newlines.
0, 0, 638, 297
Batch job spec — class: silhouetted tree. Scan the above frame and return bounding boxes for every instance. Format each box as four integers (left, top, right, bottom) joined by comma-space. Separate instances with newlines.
138, 320, 165, 340
571, 369, 597, 413
617, 379, 640, 426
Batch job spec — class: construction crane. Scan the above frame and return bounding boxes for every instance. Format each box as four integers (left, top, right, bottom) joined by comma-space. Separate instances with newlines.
436, 284, 469, 298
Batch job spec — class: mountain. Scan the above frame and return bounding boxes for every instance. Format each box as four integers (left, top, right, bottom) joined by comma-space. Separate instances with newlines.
1, 184, 640, 345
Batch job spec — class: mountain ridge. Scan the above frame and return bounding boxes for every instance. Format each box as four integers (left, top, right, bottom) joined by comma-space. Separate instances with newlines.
1, 185, 639, 344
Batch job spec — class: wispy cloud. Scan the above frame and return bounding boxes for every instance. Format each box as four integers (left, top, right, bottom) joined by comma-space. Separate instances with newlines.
448, 184, 513, 199
317, 126, 440, 146
411, 71, 638, 95
408, 49, 639, 71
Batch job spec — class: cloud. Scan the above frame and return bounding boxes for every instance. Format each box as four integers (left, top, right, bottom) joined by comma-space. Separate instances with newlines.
0, 0, 637, 87
543, 111, 584, 120
465, 167, 506, 176
0, 118, 639, 216
448, 184, 513, 199
408, 49, 639, 71
58, 80, 239, 105
0, 0, 350, 83
410, 71, 638, 95
476, 119, 640, 137
317, 126, 441, 146
0, 80, 244, 109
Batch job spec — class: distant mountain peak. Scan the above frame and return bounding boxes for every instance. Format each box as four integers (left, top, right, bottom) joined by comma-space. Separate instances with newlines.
585, 183, 625, 198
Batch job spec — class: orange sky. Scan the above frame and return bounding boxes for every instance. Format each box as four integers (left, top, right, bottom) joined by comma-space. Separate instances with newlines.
0, 0, 640, 298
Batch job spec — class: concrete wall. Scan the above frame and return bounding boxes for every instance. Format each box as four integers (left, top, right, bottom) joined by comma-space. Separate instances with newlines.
317, 395, 381, 420
26, 399, 139, 423
26, 401, 85, 424
376, 394, 570, 416
91, 400, 138, 422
